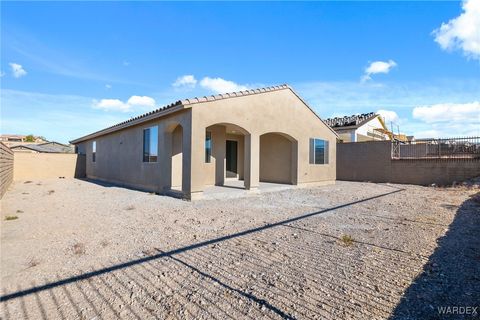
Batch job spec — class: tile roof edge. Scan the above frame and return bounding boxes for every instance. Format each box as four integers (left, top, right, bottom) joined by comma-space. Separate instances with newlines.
178, 84, 290, 106
70, 84, 290, 144
70, 84, 337, 143
324, 112, 378, 129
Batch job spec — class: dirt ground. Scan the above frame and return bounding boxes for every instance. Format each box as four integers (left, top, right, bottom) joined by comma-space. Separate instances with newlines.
1, 179, 479, 320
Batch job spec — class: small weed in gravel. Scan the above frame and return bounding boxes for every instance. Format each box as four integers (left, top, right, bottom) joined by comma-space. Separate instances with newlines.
72, 243, 86, 255
142, 248, 158, 256
100, 240, 109, 248
16, 210, 24, 213
5, 216, 18, 221
26, 258, 40, 268
24, 181, 33, 184
47, 190, 55, 195
340, 234, 354, 246
125, 205, 135, 210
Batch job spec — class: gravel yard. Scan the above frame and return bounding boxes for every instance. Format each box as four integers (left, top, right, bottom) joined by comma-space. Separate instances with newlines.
1, 179, 479, 319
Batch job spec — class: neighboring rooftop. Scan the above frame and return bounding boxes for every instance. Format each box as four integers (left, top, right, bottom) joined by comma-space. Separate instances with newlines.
324, 112, 377, 129
0, 134, 48, 145
10, 141, 74, 153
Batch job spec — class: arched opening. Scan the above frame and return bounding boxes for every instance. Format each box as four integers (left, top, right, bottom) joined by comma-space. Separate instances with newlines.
205, 123, 250, 189
259, 132, 297, 184
170, 124, 183, 192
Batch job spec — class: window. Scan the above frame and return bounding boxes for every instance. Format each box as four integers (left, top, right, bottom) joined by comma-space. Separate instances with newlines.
205, 131, 212, 163
310, 138, 329, 164
92, 141, 96, 162
143, 126, 158, 162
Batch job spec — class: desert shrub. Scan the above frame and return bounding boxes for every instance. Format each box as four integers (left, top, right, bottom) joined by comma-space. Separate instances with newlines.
72, 243, 86, 255
340, 234, 354, 246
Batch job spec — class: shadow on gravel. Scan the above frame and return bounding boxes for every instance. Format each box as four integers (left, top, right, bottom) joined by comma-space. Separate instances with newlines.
390, 192, 480, 320
0, 187, 404, 319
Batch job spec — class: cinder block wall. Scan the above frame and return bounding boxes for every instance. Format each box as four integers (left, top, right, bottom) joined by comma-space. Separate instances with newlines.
13, 153, 86, 181
337, 141, 480, 185
0, 142, 14, 198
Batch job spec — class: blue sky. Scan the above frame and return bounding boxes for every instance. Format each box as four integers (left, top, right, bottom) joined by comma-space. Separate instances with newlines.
1, 1, 479, 143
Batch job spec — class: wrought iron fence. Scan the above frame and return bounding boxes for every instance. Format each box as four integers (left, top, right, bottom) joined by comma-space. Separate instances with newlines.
391, 137, 480, 160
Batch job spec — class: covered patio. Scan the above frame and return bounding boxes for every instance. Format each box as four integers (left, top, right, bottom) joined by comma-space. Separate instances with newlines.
202, 180, 298, 200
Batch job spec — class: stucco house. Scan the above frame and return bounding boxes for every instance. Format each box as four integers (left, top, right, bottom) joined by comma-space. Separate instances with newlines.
71, 84, 337, 200
324, 112, 392, 143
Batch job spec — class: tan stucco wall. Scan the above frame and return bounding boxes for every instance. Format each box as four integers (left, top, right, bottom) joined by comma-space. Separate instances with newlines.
171, 125, 183, 189
13, 153, 86, 181
337, 141, 480, 185
337, 131, 354, 143
260, 133, 294, 184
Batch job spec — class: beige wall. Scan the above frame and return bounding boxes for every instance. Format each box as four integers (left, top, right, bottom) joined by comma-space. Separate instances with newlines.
260, 133, 294, 184
337, 131, 354, 143
337, 141, 480, 185
1, 142, 14, 198
13, 153, 86, 181
171, 125, 183, 189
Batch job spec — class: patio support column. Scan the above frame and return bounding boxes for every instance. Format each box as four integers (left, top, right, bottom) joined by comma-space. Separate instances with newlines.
291, 140, 299, 185
187, 121, 205, 200
244, 133, 259, 190
159, 123, 172, 192
181, 121, 192, 198
211, 125, 226, 186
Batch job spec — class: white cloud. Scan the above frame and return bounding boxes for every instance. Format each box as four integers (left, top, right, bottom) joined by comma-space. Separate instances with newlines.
409, 102, 480, 138
412, 101, 480, 123
105, 84, 112, 89
92, 99, 130, 112
433, 0, 480, 60
362, 60, 397, 82
199, 77, 249, 93
1, 89, 127, 143
127, 95, 156, 107
171, 74, 254, 93
9, 63, 27, 78
172, 75, 197, 88
377, 109, 399, 124
93, 95, 156, 112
